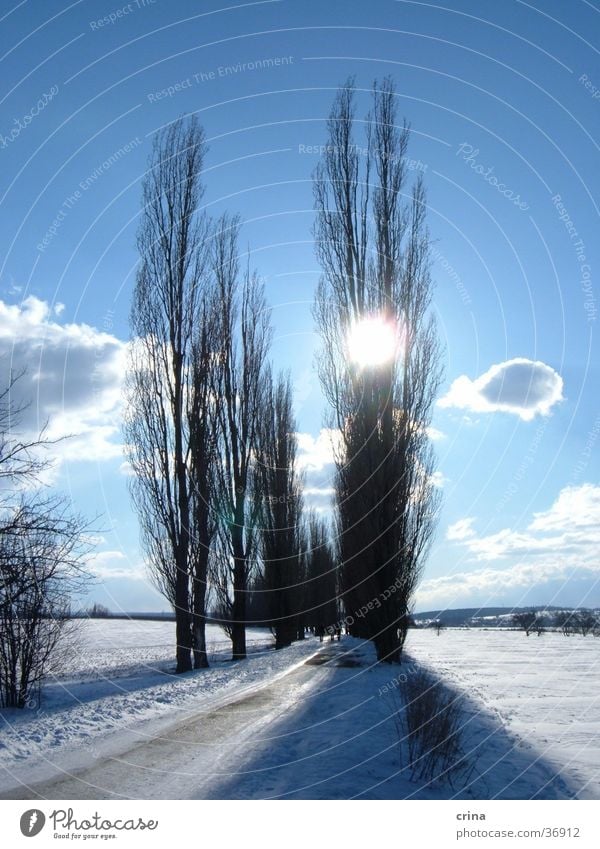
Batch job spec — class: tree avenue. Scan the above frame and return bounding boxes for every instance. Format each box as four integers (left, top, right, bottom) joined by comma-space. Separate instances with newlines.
124, 80, 442, 669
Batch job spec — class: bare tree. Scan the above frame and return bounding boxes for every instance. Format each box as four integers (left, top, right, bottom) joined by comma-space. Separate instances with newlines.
312, 78, 442, 662
512, 610, 540, 636
87, 602, 111, 618
553, 610, 600, 636
554, 611, 576, 636
572, 610, 598, 637
0, 372, 92, 708
256, 371, 304, 649
124, 116, 211, 673
0, 496, 90, 708
0, 369, 57, 488
209, 215, 272, 660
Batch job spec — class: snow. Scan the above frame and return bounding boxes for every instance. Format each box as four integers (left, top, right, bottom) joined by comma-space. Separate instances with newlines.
200, 636, 581, 800
50, 619, 275, 681
1, 623, 598, 799
0, 621, 318, 794
406, 627, 600, 799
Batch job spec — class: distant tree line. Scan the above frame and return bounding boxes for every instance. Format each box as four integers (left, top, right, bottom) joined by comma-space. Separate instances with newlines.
513, 609, 600, 637
86, 602, 111, 619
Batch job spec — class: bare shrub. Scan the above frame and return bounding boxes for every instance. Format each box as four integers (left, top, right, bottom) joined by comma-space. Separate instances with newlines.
395, 668, 471, 785
0, 497, 91, 708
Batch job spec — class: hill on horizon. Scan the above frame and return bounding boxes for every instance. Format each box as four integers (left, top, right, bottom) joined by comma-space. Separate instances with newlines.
411, 605, 591, 627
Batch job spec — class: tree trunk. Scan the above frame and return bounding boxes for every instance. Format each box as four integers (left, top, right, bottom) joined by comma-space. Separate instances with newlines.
274, 621, 294, 650
174, 363, 192, 673
231, 618, 246, 660
175, 547, 192, 673
192, 612, 208, 668
374, 623, 402, 664
192, 548, 210, 669
231, 548, 247, 660
175, 606, 192, 673
230, 498, 248, 660
273, 585, 295, 649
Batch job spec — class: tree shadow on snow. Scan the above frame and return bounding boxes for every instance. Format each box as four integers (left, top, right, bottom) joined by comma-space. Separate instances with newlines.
202, 644, 578, 801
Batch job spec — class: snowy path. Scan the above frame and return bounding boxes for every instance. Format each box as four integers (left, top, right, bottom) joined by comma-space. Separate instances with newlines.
0, 633, 321, 797
0, 648, 327, 800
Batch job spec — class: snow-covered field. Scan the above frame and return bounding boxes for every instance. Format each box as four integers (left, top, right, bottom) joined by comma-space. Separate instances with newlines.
0, 623, 598, 799
198, 631, 597, 800
50, 619, 274, 681
406, 628, 600, 799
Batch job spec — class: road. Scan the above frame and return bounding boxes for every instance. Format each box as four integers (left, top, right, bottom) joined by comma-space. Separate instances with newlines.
0, 644, 345, 800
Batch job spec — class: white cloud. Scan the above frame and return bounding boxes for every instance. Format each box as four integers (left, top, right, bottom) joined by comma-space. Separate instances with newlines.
446, 517, 476, 541
87, 550, 146, 581
0, 296, 127, 469
293, 366, 314, 410
435, 484, 600, 605
427, 426, 446, 441
304, 486, 335, 497
296, 428, 341, 471
417, 559, 599, 608
529, 483, 600, 532
303, 483, 335, 515
438, 358, 563, 421
450, 484, 600, 563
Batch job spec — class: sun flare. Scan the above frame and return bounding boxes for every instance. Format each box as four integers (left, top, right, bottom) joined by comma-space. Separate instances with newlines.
347, 316, 398, 367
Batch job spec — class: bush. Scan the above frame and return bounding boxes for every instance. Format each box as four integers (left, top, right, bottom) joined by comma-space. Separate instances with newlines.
0, 372, 93, 709
394, 668, 471, 785
0, 497, 91, 708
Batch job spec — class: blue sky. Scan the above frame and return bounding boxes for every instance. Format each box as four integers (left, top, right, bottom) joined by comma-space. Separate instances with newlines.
1, 0, 598, 613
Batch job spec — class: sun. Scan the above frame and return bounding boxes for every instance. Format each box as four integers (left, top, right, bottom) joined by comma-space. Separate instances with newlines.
347, 315, 398, 367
